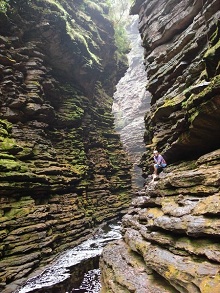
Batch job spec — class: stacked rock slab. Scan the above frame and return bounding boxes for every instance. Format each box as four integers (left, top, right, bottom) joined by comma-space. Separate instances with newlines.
101, 150, 220, 292
133, 0, 220, 172
0, 1, 132, 292
100, 0, 220, 292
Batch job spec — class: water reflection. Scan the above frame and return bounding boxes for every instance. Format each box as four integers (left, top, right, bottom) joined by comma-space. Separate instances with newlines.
17, 221, 121, 293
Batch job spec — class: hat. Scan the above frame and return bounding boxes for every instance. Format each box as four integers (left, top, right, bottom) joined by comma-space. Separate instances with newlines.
153, 150, 158, 154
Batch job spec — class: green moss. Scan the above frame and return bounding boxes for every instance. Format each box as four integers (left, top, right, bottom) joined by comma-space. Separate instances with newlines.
209, 23, 220, 45
67, 26, 101, 65
204, 39, 220, 60
46, 0, 68, 16
0, 159, 28, 172
31, 0, 101, 66
0, 0, 9, 13
67, 163, 87, 176
4, 207, 33, 219
199, 69, 208, 80
0, 159, 20, 171
165, 264, 181, 279
182, 75, 220, 110
85, 0, 104, 13
200, 275, 220, 292
0, 119, 12, 132
203, 24, 220, 78
0, 153, 15, 160
164, 95, 186, 107
0, 128, 8, 137
0, 138, 20, 152
16, 147, 34, 159
153, 94, 186, 122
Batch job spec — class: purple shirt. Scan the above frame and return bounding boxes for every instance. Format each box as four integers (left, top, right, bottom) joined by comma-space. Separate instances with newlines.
154, 154, 166, 165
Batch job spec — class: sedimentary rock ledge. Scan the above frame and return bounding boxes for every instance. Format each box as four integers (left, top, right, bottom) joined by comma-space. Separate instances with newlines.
100, 149, 220, 292
100, 0, 220, 292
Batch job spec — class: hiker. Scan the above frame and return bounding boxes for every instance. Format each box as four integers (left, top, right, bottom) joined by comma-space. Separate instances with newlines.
152, 150, 167, 179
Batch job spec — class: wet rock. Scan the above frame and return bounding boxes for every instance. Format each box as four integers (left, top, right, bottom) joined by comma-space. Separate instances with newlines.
100, 239, 179, 293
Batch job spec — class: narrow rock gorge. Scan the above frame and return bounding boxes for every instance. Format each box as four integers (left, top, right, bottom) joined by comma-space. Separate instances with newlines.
113, 15, 150, 188
0, 1, 132, 292
100, 0, 220, 292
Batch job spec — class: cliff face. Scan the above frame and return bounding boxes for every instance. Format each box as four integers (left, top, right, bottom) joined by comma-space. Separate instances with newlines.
100, 0, 220, 292
0, 1, 131, 291
136, 0, 220, 170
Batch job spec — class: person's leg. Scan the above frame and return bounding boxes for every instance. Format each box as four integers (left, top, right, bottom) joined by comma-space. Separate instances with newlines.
157, 164, 167, 175
154, 164, 159, 175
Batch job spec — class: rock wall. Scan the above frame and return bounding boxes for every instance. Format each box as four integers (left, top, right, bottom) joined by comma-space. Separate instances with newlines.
0, 1, 132, 292
101, 150, 220, 293
100, 0, 220, 292
135, 0, 220, 172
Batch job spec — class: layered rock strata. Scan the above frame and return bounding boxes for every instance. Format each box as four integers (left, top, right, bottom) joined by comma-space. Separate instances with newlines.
134, 0, 220, 172
101, 150, 220, 293
0, 1, 131, 292
100, 0, 220, 292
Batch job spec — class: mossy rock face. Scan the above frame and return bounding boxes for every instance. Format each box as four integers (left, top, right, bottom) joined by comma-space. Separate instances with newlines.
152, 94, 186, 123
0, 159, 25, 172
0, 0, 131, 291
0, 137, 23, 154
204, 22, 220, 78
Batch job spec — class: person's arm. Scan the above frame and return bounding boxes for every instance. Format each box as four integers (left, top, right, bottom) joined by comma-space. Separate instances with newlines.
157, 155, 163, 165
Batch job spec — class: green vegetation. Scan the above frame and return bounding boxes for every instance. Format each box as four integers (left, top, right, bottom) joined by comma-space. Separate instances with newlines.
66, 25, 101, 65
0, 119, 12, 133
0, 0, 8, 13
114, 24, 130, 54
107, 0, 133, 54
0, 158, 27, 172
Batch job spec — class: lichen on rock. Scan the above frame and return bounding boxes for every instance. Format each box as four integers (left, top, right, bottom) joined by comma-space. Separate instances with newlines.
0, 1, 132, 291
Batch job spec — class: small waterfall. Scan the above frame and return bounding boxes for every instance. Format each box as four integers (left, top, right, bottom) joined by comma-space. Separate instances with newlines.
112, 16, 151, 188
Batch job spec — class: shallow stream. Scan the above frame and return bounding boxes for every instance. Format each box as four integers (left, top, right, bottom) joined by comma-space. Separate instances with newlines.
16, 220, 121, 293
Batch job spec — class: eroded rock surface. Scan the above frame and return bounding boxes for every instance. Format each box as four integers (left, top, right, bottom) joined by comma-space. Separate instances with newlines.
100, 150, 220, 293
100, 0, 220, 292
132, 0, 220, 171
0, 1, 131, 292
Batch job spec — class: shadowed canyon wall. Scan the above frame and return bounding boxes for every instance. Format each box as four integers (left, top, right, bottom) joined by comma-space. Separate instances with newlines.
100, 0, 220, 292
0, 1, 132, 292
